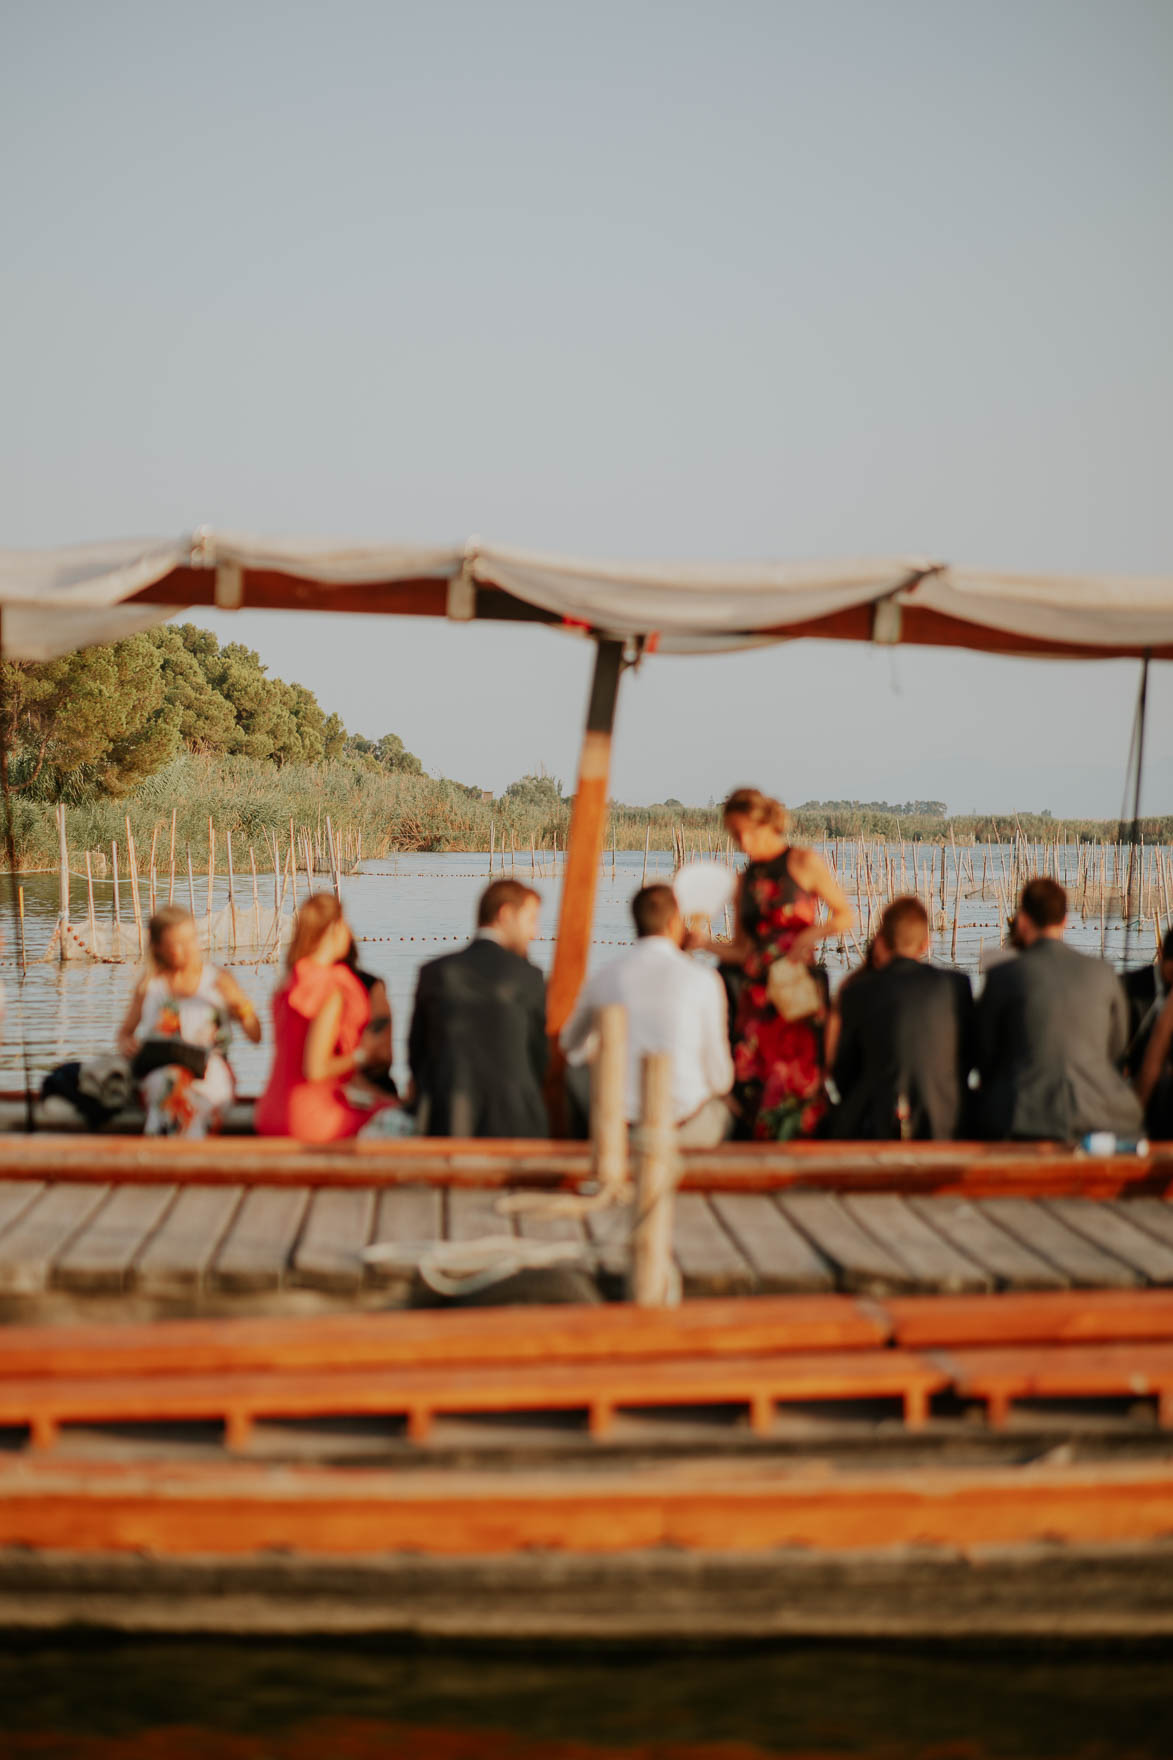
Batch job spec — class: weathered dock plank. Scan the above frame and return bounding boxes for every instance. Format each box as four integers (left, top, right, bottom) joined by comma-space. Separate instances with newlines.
843, 1195, 993, 1295
447, 1187, 513, 1243
212, 1187, 311, 1293
709, 1193, 834, 1293
53, 1185, 177, 1294
0, 1182, 45, 1239
778, 1192, 920, 1295
135, 1186, 245, 1296
1115, 1198, 1173, 1251
981, 1197, 1142, 1290
0, 1184, 111, 1294
291, 1189, 376, 1294
672, 1195, 757, 1297
1045, 1198, 1173, 1286
908, 1195, 1067, 1291
364, 1185, 444, 1293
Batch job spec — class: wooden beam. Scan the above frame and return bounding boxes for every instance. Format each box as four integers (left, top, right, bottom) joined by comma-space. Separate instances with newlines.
546, 639, 624, 1041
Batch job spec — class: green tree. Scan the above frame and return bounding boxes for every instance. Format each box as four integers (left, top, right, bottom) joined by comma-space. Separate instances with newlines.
503, 771, 563, 812
0, 635, 180, 799
322, 712, 347, 760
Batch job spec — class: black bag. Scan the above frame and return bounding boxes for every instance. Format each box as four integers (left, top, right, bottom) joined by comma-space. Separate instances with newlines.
131, 1039, 210, 1081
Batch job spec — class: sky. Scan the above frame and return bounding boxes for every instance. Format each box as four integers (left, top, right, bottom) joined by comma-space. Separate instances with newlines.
3, 0, 1172, 815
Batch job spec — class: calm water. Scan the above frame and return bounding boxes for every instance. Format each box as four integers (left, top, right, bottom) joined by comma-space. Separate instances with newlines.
1, 1638, 1171, 1758
0, 847, 1155, 1096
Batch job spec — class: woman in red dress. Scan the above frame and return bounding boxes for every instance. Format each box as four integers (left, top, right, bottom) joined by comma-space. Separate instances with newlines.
255, 893, 389, 1143
695, 788, 853, 1140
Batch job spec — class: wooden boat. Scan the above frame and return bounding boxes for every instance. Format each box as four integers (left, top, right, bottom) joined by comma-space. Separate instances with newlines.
0, 535, 1171, 1638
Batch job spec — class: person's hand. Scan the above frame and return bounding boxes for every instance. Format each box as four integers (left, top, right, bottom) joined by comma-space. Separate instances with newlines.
683, 927, 711, 954
353, 1029, 381, 1069
784, 928, 821, 965
117, 1033, 137, 1061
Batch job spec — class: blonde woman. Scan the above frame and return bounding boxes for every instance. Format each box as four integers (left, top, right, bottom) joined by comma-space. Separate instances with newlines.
694, 787, 852, 1140
118, 906, 261, 1138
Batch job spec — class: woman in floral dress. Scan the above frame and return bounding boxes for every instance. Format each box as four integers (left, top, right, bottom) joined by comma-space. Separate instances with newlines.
694, 788, 852, 1140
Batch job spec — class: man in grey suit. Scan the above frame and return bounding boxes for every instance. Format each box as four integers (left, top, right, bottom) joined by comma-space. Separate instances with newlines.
976, 877, 1142, 1142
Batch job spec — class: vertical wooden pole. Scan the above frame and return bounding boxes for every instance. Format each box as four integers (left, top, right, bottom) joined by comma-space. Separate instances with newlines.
629, 1051, 678, 1307
225, 829, 238, 952
546, 639, 624, 1040
111, 841, 122, 958
326, 814, 342, 901
125, 817, 143, 958
591, 1004, 629, 1197
167, 808, 177, 905
250, 845, 261, 949
85, 850, 98, 957
641, 822, 650, 887
148, 823, 160, 917
17, 884, 26, 974
56, 803, 69, 962
187, 844, 197, 920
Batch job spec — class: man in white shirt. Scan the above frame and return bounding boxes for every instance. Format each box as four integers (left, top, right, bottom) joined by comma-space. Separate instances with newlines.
560, 884, 735, 1148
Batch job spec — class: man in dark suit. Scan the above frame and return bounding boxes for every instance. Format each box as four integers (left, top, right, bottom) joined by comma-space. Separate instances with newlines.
976, 877, 1142, 1142
408, 878, 548, 1138
831, 896, 975, 1140
1121, 927, 1173, 1077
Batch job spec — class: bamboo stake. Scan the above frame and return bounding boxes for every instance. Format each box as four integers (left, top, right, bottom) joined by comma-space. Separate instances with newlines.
111, 841, 122, 959
85, 849, 97, 957
641, 823, 650, 887
187, 844, 197, 920
326, 814, 342, 901
17, 883, 26, 974
250, 845, 261, 950
148, 823, 160, 917
225, 829, 238, 952
126, 817, 143, 959
56, 804, 69, 963
206, 818, 216, 952
167, 808, 177, 905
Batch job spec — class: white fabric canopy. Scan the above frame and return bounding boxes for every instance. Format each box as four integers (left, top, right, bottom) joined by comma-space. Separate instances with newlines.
0, 531, 1170, 661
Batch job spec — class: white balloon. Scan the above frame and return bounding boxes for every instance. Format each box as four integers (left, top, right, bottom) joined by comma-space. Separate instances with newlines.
673, 861, 736, 918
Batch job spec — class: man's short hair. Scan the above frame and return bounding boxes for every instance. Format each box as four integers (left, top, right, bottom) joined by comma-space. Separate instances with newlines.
878, 895, 929, 956
477, 878, 540, 927
632, 884, 680, 939
1020, 876, 1067, 929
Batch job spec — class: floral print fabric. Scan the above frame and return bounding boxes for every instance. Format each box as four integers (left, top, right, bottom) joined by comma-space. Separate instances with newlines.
734, 850, 827, 1140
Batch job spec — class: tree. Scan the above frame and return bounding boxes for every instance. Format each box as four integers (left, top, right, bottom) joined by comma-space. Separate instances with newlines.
503, 771, 563, 812
0, 635, 181, 799
345, 732, 424, 774
322, 712, 347, 760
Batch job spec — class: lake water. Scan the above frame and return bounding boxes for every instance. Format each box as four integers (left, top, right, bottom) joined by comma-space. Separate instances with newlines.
0, 846, 1158, 1096
2, 1637, 1171, 1758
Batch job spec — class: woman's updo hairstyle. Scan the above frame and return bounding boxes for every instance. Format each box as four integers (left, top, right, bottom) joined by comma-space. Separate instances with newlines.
722, 787, 790, 836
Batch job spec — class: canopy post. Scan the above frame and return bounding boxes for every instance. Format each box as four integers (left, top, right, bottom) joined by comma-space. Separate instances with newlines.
546, 638, 624, 1045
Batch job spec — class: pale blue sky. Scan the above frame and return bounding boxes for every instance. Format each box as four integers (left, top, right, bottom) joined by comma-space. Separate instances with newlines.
4, 1, 1171, 813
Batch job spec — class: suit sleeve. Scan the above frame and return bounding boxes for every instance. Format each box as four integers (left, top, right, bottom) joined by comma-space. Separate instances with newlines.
954, 973, 978, 1082
975, 968, 1008, 1086
831, 984, 863, 1104
1107, 971, 1130, 1064
407, 963, 434, 1094
527, 965, 550, 1087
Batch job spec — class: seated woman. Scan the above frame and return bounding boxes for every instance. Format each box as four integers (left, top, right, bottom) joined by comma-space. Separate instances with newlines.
690, 787, 852, 1141
118, 906, 261, 1138
342, 937, 397, 1098
255, 893, 388, 1143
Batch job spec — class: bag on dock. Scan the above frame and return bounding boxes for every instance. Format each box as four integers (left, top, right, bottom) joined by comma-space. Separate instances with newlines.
42, 1056, 133, 1129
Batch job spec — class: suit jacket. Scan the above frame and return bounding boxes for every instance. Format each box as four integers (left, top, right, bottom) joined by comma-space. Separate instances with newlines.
1122, 963, 1164, 1075
408, 937, 548, 1138
831, 957, 976, 1141
976, 938, 1142, 1141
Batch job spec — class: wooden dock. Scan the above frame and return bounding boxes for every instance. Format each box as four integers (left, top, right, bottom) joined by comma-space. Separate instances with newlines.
2, 1134, 1173, 1638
